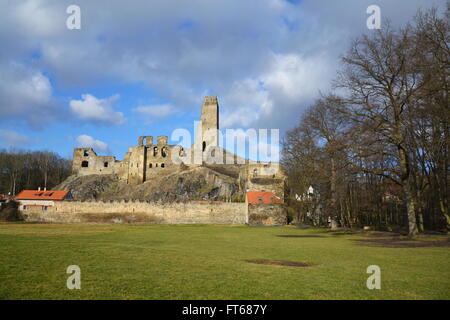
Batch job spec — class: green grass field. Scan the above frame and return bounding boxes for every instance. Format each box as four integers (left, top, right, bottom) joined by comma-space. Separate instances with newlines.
0, 223, 449, 300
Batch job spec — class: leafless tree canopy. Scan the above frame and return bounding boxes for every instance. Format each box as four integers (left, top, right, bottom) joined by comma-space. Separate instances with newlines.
0, 149, 71, 195
282, 5, 449, 235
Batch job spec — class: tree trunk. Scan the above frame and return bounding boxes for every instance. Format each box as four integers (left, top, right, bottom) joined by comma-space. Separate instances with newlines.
330, 157, 339, 229
397, 131, 418, 236
404, 183, 417, 236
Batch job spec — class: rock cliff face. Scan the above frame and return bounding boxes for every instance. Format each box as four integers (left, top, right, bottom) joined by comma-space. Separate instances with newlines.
54, 174, 119, 200
54, 166, 245, 202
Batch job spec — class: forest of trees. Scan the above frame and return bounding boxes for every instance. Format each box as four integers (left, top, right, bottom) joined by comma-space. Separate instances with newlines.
0, 149, 71, 196
282, 5, 449, 235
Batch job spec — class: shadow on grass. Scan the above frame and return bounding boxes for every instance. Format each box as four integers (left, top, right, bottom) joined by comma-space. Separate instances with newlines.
352, 237, 450, 248
244, 259, 315, 267
275, 235, 325, 238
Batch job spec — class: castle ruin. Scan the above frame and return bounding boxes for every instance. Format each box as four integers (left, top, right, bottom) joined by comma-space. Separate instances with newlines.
72, 96, 285, 200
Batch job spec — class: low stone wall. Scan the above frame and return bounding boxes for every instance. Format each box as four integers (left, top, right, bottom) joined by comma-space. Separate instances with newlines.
248, 204, 287, 226
22, 200, 247, 224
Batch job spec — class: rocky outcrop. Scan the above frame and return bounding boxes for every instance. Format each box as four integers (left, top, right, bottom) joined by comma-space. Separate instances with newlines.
53, 173, 119, 200
54, 166, 245, 202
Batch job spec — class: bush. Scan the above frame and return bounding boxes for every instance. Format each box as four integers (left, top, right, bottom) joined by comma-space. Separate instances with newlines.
0, 200, 24, 221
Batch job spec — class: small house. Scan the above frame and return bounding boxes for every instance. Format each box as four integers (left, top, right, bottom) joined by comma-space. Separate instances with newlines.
15, 189, 72, 212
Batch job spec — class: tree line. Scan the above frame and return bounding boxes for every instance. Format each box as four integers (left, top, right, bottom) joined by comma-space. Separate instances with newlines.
0, 149, 71, 196
282, 5, 449, 235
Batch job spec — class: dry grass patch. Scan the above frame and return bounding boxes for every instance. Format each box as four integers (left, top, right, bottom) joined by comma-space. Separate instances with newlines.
80, 212, 162, 223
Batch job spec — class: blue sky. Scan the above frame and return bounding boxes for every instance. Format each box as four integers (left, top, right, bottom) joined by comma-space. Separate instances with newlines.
0, 0, 444, 160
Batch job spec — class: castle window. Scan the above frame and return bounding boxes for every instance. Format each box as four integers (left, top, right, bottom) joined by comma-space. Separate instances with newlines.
162, 147, 167, 158
202, 141, 206, 152
149, 163, 152, 168
83, 150, 89, 156
42, 206, 48, 211
161, 163, 165, 168
22, 205, 27, 210
104, 162, 108, 167
253, 169, 258, 177
156, 163, 158, 167
153, 147, 158, 156
81, 161, 89, 168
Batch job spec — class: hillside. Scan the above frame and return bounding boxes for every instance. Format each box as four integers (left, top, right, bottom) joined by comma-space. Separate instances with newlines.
54, 166, 245, 202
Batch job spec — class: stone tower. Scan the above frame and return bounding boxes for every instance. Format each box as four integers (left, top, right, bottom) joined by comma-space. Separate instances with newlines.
196, 96, 219, 152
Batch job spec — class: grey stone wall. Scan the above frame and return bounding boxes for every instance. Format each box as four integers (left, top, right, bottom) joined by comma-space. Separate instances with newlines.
248, 204, 287, 226
22, 200, 247, 224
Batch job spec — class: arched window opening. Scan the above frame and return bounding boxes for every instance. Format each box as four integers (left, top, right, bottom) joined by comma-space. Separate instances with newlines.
153, 147, 158, 156
162, 147, 167, 158
202, 141, 206, 152
253, 169, 258, 177
161, 163, 165, 168
81, 161, 89, 168
104, 162, 108, 167
83, 150, 89, 156
149, 163, 152, 168
155, 163, 158, 167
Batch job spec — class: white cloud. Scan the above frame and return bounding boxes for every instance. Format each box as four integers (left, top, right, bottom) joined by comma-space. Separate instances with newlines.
0, 129, 31, 148
0, 62, 60, 128
70, 94, 126, 126
76, 134, 109, 153
133, 104, 176, 119
12, 0, 63, 37
220, 52, 332, 129
0, 0, 443, 134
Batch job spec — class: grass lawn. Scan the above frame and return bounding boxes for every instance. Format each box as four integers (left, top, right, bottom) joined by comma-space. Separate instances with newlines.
0, 223, 449, 300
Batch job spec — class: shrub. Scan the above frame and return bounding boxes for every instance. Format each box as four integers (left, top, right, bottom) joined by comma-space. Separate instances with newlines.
0, 200, 24, 221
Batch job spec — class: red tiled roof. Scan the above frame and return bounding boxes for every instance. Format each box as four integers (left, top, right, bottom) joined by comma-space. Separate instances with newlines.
247, 191, 283, 204
15, 190, 71, 201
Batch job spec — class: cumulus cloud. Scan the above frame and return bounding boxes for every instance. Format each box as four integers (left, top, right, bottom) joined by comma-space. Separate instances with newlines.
70, 94, 126, 126
220, 52, 333, 129
0, 129, 31, 148
76, 134, 110, 153
0, 0, 443, 134
0, 62, 61, 128
133, 104, 176, 119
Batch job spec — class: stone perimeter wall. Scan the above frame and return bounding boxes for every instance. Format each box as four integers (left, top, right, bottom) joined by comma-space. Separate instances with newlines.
248, 204, 287, 226
23, 201, 248, 224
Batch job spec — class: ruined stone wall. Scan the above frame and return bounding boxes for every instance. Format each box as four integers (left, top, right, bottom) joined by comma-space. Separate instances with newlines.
240, 163, 286, 200
248, 204, 287, 226
144, 139, 180, 180
72, 148, 120, 176
126, 145, 146, 184
22, 200, 247, 224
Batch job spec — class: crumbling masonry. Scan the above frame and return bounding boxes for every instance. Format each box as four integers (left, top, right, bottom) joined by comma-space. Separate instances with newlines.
72, 96, 285, 201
